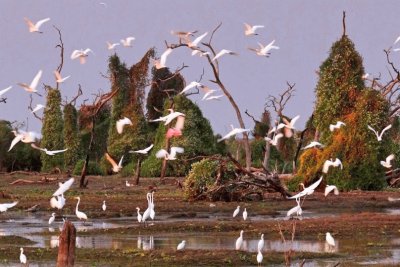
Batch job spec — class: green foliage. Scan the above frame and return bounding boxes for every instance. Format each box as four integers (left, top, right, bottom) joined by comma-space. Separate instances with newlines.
72, 159, 104, 176
41, 88, 64, 172
63, 104, 81, 170
252, 110, 271, 139
120, 161, 136, 177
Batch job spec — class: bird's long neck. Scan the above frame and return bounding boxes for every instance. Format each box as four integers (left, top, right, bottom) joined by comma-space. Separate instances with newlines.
76, 199, 80, 212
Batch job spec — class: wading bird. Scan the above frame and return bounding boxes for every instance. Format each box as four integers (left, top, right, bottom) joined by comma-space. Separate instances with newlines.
258, 234, 264, 252
136, 207, 142, 223
106, 41, 120, 50
282, 115, 300, 138
243, 208, 248, 221
54, 70, 70, 83
177, 240, 186, 250
324, 185, 339, 197
129, 144, 154, 154
0, 86, 12, 97
257, 250, 263, 266
75, 197, 88, 223
248, 40, 279, 57
186, 32, 208, 48
102, 200, 106, 211
154, 48, 172, 69
286, 197, 302, 217
52, 178, 74, 196
302, 141, 325, 150
212, 49, 238, 61
71, 48, 93, 64
235, 230, 244, 250
288, 176, 323, 199
233, 206, 240, 218
326, 232, 335, 250
20, 248, 27, 264
265, 133, 283, 146
31, 144, 68, 156
150, 109, 185, 125
0, 201, 18, 212
49, 213, 55, 225
31, 104, 45, 113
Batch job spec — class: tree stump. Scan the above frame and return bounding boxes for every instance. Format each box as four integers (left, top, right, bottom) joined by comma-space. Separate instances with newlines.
57, 221, 76, 267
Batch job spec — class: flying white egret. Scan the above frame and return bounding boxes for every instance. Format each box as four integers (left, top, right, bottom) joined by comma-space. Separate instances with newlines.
31, 144, 68, 156
242, 208, 248, 221
288, 176, 323, 199
105, 153, 124, 173
20, 247, 27, 264
8, 130, 38, 151
136, 207, 142, 223
49, 213, 56, 225
120, 37, 135, 47
186, 32, 208, 48
54, 70, 70, 83
381, 154, 395, 168
268, 123, 286, 135
244, 23, 264, 36
218, 125, 251, 142
150, 109, 185, 125
325, 185, 339, 197
191, 50, 211, 57
282, 115, 300, 138
302, 141, 325, 150
156, 147, 184, 160
233, 206, 240, 217
75, 197, 88, 222
24, 17, 50, 33
17, 70, 42, 93
0, 86, 12, 97
116, 117, 132, 134
0, 201, 18, 212
257, 250, 263, 266
326, 232, 335, 249
235, 230, 244, 250
171, 30, 197, 38
329, 121, 346, 132
52, 177, 74, 196
257, 234, 264, 252
322, 158, 343, 173
177, 240, 186, 250
212, 49, 238, 61
367, 124, 392, 141
71, 48, 93, 64
265, 133, 283, 146
31, 104, 45, 113
107, 41, 120, 50
102, 200, 106, 211
155, 48, 172, 69
129, 144, 154, 154
200, 85, 217, 100
50, 194, 65, 209
204, 94, 224, 101
286, 197, 302, 217
179, 81, 202, 95
395, 36, 400, 44
248, 40, 280, 57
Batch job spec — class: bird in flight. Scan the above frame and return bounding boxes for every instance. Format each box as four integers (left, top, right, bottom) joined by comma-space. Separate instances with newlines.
329, 121, 346, 132
325, 185, 339, 197
0, 86, 12, 97
71, 48, 94, 64
244, 23, 264, 36
368, 124, 392, 141
18, 70, 42, 93
380, 154, 395, 169
24, 17, 50, 33
54, 70, 70, 83
212, 49, 238, 62
120, 37, 135, 47
288, 176, 323, 199
107, 41, 120, 50
154, 48, 173, 69
31, 143, 68, 156
248, 40, 279, 57
150, 109, 185, 125
322, 158, 343, 173
156, 147, 184, 160
129, 144, 154, 154
105, 153, 124, 173
218, 125, 251, 142
116, 117, 132, 134
265, 133, 283, 146
302, 141, 325, 150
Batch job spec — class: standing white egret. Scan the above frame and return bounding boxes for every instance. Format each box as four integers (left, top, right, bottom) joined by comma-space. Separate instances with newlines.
74, 197, 88, 223
136, 207, 142, 223
286, 197, 302, 217
257, 234, 264, 252
24, 17, 50, 33
288, 176, 323, 199
0, 201, 18, 212
242, 208, 248, 221
141, 193, 152, 226
20, 247, 27, 264
324, 185, 339, 197
381, 154, 395, 168
233, 206, 240, 218
323, 158, 343, 173
244, 23, 264, 36
126, 180, 132, 187
150, 192, 155, 220
102, 200, 106, 211
326, 232, 335, 250
257, 250, 263, 266
17, 70, 42, 93
367, 124, 392, 141
235, 230, 244, 250
48, 213, 56, 225
218, 125, 251, 142
177, 240, 186, 250
116, 117, 132, 134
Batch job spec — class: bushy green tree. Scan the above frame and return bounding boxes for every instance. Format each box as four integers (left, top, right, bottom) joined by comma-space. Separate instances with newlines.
41, 88, 64, 172
63, 103, 81, 170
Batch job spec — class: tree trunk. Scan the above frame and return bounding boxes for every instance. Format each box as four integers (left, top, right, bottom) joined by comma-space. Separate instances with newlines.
57, 221, 76, 267
262, 142, 271, 172
80, 116, 96, 188
160, 136, 170, 182
134, 158, 142, 185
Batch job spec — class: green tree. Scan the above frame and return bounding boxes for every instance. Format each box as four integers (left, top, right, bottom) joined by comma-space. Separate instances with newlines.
41, 88, 64, 172
63, 103, 81, 170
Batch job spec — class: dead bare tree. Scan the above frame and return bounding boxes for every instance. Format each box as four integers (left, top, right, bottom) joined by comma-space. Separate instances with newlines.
164, 23, 252, 171
79, 88, 119, 188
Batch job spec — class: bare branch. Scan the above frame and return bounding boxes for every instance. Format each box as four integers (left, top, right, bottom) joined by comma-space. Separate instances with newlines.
28, 95, 43, 122
68, 84, 83, 106
245, 109, 259, 124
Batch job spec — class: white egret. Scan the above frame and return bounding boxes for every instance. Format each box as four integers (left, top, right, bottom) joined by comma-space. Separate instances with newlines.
282, 115, 300, 138
24, 17, 50, 33
126, 180, 132, 187
380, 154, 395, 168
171, 30, 197, 38
212, 49, 238, 61
242, 208, 248, 221
329, 121, 346, 132
141, 193, 152, 226
268, 123, 286, 135
244, 23, 264, 36
302, 141, 325, 150
367, 124, 392, 141
136, 207, 142, 223
233, 206, 240, 218
200, 85, 217, 100
150, 109, 185, 125
75, 197, 88, 222
218, 125, 251, 142
249, 40, 279, 57
120, 37, 135, 47
54, 70, 70, 83
325, 185, 339, 197
286, 197, 302, 217
107, 41, 120, 50
50, 194, 65, 210
257, 234, 264, 252
326, 232, 335, 249
31, 104, 45, 113
186, 32, 208, 48
53, 178, 74, 196
155, 48, 172, 69
179, 81, 202, 95
150, 192, 155, 220
129, 144, 154, 154
20, 247, 27, 264
71, 48, 93, 64
323, 158, 343, 173
104, 153, 124, 173
0, 201, 18, 212
49, 213, 56, 225
265, 133, 283, 146
395, 36, 400, 44
31, 144, 68, 156
177, 240, 186, 250
257, 250, 263, 266
0, 86, 12, 97
116, 117, 132, 134
8, 131, 38, 151
156, 147, 184, 160
288, 176, 323, 199
191, 50, 210, 57
102, 200, 106, 211
17, 70, 42, 93
204, 94, 224, 101
235, 230, 244, 250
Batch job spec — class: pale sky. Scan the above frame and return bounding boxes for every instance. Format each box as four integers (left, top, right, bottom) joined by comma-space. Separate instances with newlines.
0, 0, 399, 135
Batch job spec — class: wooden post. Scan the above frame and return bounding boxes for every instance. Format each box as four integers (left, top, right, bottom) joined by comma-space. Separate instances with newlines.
134, 158, 142, 185
57, 221, 76, 267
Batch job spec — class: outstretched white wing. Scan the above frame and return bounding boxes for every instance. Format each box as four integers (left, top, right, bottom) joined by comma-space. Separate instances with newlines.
52, 177, 74, 196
